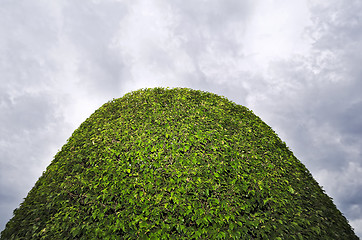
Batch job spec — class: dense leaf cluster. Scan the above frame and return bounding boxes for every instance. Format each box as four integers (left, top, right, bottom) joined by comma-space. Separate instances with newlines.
1, 87, 358, 239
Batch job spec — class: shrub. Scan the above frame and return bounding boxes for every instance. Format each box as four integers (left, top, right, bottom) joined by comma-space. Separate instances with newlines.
1, 87, 358, 239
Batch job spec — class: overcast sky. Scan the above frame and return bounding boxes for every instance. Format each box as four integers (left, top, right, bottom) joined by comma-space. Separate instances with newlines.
1, 0, 361, 236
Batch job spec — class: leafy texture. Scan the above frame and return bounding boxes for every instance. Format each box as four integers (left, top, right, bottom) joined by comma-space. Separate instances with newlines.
1, 87, 358, 239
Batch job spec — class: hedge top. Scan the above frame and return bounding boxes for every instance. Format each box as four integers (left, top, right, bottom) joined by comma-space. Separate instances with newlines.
1, 87, 358, 239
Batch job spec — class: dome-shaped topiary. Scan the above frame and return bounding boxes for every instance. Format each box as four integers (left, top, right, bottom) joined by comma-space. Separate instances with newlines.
1, 87, 358, 239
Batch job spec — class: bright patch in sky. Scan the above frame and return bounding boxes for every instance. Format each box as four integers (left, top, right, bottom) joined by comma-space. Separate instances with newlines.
243, 0, 312, 72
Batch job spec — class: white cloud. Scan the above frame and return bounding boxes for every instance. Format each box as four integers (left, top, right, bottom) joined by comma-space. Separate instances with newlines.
242, 1, 312, 74
350, 218, 362, 239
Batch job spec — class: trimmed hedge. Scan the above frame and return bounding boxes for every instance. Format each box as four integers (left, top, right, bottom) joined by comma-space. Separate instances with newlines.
1, 87, 358, 239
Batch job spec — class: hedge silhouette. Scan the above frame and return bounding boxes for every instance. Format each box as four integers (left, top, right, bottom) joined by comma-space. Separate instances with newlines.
1, 87, 358, 239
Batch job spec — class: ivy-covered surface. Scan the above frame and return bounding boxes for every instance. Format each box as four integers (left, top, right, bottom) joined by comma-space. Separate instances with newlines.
1, 87, 358, 239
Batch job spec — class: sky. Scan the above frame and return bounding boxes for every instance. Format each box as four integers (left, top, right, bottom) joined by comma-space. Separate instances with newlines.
0, 0, 361, 236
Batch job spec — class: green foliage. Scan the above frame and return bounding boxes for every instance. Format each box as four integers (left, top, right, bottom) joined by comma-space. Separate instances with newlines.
1, 87, 358, 239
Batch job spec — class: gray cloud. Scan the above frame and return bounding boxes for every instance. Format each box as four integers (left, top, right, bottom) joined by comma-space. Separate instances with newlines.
0, 2, 69, 230
59, 1, 130, 97
0, 92, 69, 229
244, 0, 362, 234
